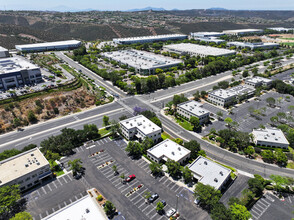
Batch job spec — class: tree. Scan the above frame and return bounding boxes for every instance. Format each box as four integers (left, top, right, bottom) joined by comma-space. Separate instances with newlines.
141, 137, 154, 153
104, 201, 116, 216
269, 175, 291, 193
103, 116, 110, 127
184, 140, 201, 159
211, 203, 232, 220
224, 117, 233, 129
270, 116, 278, 124
230, 203, 251, 220
244, 146, 255, 158
242, 70, 249, 78
261, 150, 276, 163
120, 173, 125, 183
266, 97, 275, 107
125, 141, 142, 157
181, 166, 193, 184
193, 91, 201, 101
109, 120, 119, 138
156, 201, 165, 213
194, 183, 221, 211
190, 116, 201, 132
112, 165, 118, 174
10, 212, 32, 220
0, 185, 21, 217
172, 94, 188, 106
216, 111, 223, 120
149, 162, 163, 176
27, 110, 37, 123
248, 177, 264, 197
68, 159, 83, 176
119, 115, 128, 121
45, 150, 61, 162
166, 159, 181, 178
275, 149, 288, 166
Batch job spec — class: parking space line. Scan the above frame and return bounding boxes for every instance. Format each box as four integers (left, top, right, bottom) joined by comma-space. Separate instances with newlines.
47, 184, 52, 191
57, 178, 63, 186
52, 181, 57, 189
64, 201, 67, 206
62, 176, 68, 184
76, 148, 80, 152
158, 176, 165, 182
170, 183, 178, 191
138, 201, 147, 209
174, 186, 181, 193
75, 196, 78, 200
39, 214, 42, 219
103, 169, 114, 176
67, 175, 72, 181
146, 208, 155, 216
41, 187, 47, 194
117, 184, 125, 190
254, 204, 263, 212
142, 205, 151, 212
163, 178, 169, 185
150, 212, 158, 219
133, 196, 145, 206
108, 175, 117, 181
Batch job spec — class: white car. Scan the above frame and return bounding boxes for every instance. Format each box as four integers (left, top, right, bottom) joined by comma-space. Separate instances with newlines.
166, 208, 176, 218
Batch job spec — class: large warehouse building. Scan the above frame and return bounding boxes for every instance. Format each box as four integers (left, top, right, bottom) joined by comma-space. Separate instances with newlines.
113, 34, 187, 45
0, 148, 52, 191
0, 57, 42, 90
222, 29, 264, 35
15, 40, 81, 52
227, 42, 279, 50
102, 49, 182, 74
163, 43, 236, 57
0, 46, 9, 58
190, 32, 225, 38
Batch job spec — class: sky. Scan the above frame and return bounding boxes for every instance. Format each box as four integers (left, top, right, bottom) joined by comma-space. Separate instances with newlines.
0, 0, 294, 11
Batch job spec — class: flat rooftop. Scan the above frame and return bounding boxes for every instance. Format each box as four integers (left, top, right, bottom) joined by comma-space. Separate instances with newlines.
0, 57, 39, 74
246, 76, 272, 84
191, 32, 224, 36
189, 156, 231, 190
102, 50, 182, 70
252, 128, 289, 145
209, 85, 255, 99
196, 37, 226, 44
228, 42, 279, 47
223, 29, 263, 34
43, 194, 107, 220
147, 139, 191, 162
0, 46, 8, 52
120, 115, 161, 135
0, 148, 49, 186
15, 40, 81, 49
178, 100, 209, 117
113, 34, 187, 42
164, 43, 235, 57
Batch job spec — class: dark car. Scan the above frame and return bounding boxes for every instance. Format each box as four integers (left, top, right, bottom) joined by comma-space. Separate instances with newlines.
161, 200, 166, 207
148, 193, 159, 203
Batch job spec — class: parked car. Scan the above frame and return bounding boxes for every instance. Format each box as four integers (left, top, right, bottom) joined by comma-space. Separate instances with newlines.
125, 174, 136, 182
161, 200, 166, 207
148, 193, 159, 203
166, 208, 176, 218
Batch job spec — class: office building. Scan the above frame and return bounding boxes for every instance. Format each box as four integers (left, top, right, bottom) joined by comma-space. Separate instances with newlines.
245, 76, 272, 88
0, 57, 42, 90
268, 27, 294, 32
15, 40, 81, 52
191, 32, 225, 38
208, 85, 255, 107
252, 128, 289, 149
227, 42, 279, 50
119, 115, 162, 143
163, 43, 235, 57
44, 193, 108, 220
195, 37, 226, 45
102, 49, 182, 74
223, 29, 264, 35
177, 100, 210, 124
113, 34, 187, 45
0, 148, 51, 191
188, 156, 231, 190
0, 46, 9, 58
147, 139, 191, 164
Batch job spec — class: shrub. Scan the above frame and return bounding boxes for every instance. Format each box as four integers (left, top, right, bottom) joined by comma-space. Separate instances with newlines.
97, 195, 103, 201
265, 185, 274, 190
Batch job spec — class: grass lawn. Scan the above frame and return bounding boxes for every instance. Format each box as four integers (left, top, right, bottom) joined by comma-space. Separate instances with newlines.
99, 128, 110, 137
282, 42, 294, 46
50, 161, 65, 176
161, 132, 175, 140
286, 162, 294, 169
281, 38, 294, 40
176, 118, 193, 131
55, 170, 65, 176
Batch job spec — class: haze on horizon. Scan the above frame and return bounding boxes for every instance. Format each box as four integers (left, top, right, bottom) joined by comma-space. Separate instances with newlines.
1, 0, 294, 11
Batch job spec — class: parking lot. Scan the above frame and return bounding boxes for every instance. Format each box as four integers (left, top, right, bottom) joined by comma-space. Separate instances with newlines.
201, 91, 294, 135
250, 192, 294, 220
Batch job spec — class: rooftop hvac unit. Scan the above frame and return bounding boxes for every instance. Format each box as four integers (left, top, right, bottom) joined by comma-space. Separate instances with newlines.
165, 144, 167, 147
25, 164, 29, 167
172, 152, 175, 155
272, 133, 275, 135
214, 178, 218, 182
204, 161, 208, 165
220, 171, 223, 176
178, 147, 181, 151
31, 154, 34, 156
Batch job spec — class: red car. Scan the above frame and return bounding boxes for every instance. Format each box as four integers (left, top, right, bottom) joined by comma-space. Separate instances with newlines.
125, 174, 136, 182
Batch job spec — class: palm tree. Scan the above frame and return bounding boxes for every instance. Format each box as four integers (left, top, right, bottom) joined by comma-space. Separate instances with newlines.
68, 159, 83, 176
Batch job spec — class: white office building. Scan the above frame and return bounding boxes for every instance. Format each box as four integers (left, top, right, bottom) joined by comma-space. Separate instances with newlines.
147, 139, 191, 164
208, 85, 255, 107
0, 57, 42, 90
223, 29, 264, 35
0, 46, 9, 58
188, 156, 231, 190
163, 43, 235, 57
102, 49, 182, 74
191, 32, 225, 38
120, 115, 162, 143
177, 100, 210, 124
15, 40, 81, 52
245, 76, 272, 88
195, 37, 226, 45
113, 34, 187, 45
252, 128, 289, 149
0, 148, 51, 191
227, 42, 279, 50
